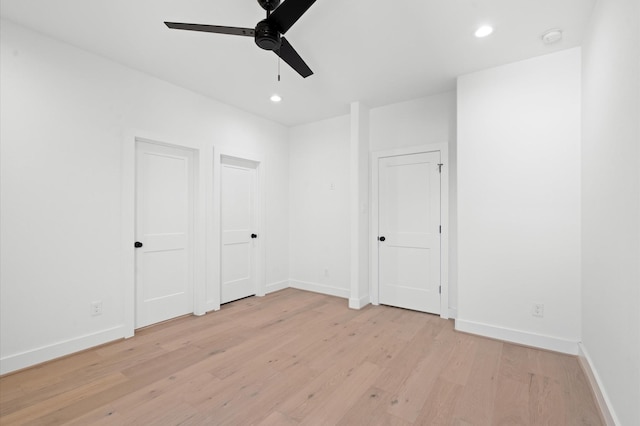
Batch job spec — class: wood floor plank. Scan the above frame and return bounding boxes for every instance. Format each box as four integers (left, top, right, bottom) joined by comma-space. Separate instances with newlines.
0, 289, 604, 425
373, 321, 443, 393
528, 374, 566, 425
438, 333, 478, 385
0, 372, 128, 425
491, 375, 531, 426
386, 327, 457, 423
450, 337, 503, 425
414, 377, 463, 425
256, 410, 300, 425
336, 386, 412, 426
559, 355, 604, 425
297, 361, 381, 425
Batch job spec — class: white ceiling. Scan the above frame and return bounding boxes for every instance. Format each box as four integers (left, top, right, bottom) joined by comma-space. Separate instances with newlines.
0, 0, 595, 127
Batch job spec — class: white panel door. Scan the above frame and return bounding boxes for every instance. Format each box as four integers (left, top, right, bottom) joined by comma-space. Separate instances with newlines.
135, 141, 194, 328
378, 152, 441, 314
221, 158, 257, 304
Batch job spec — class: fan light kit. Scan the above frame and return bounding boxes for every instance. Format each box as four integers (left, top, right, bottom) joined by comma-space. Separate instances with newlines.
165, 0, 317, 78
475, 25, 494, 38
270, 94, 282, 103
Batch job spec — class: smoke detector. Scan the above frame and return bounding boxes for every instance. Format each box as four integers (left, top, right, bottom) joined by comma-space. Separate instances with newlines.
542, 29, 563, 45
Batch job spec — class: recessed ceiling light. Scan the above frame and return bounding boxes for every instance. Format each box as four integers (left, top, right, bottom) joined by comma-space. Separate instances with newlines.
270, 94, 282, 103
541, 29, 563, 45
475, 25, 494, 38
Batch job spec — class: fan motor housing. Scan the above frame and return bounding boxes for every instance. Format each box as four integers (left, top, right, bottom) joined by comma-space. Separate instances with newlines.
255, 19, 281, 50
258, 0, 280, 11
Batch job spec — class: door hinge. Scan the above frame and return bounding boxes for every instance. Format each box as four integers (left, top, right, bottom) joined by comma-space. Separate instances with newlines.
437, 163, 443, 173
439, 285, 441, 294
439, 225, 442, 234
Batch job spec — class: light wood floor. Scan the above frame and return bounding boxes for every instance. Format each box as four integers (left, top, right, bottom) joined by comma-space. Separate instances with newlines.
0, 289, 603, 425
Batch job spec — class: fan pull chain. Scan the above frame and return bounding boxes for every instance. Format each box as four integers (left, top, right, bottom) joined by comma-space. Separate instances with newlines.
278, 55, 281, 82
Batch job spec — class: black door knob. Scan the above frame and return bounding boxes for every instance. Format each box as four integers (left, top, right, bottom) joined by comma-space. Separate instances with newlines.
134, 241, 143, 248
251, 234, 258, 239
379, 236, 386, 242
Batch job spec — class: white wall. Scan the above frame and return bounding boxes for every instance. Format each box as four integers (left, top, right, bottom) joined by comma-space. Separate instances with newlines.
369, 93, 458, 313
289, 115, 351, 297
370, 93, 456, 152
456, 48, 582, 354
0, 19, 289, 374
288, 94, 457, 307
581, 0, 640, 423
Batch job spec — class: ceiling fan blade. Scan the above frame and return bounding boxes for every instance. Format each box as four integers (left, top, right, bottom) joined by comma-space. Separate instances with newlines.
275, 37, 313, 78
268, 0, 317, 34
165, 22, 255, 37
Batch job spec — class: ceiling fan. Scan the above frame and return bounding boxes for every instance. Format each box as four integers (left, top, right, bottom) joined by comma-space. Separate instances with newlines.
165, 0, 317, 78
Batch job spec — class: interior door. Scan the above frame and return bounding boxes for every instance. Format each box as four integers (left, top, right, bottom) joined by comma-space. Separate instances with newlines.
378, 151, 441, 314
135, 141, 194, 328
221, 157, 258, 304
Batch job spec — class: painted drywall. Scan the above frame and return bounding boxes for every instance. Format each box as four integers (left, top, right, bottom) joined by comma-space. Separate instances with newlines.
581, 0, 640, 423
456, 48, 582, 353
369, 93, 455, 152
0, 19, 289, 374
288, 115, 351, 297
369, 93, 458, 314
290, 94, 457, 307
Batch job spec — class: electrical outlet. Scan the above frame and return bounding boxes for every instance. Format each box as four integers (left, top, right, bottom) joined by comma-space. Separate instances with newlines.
532, 303, 544, 318
91, 301, 103, 316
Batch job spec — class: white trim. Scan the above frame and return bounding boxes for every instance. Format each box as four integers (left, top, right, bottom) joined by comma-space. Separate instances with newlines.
204, 300, 218, 314
578, 343, 619, 426
370, 151, 379, 307
350, 104, 359, 306
121, 130, 207, 337
349, 295, 371, 310
448, 308, 458, 319
370, 143, 450, 318
290, 280, 350, 299
455, 319, 579, 355
193, 147, 208, 317
265, 280, 290, 294
122, 131, 136, 338
349, 102, 371, 311
210, 145, 222, 312
0, 326, 125, 375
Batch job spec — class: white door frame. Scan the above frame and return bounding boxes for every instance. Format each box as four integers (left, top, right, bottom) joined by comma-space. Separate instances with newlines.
370, 143, 449, 319
210, 148, 266, 312
122, 131, 207, 338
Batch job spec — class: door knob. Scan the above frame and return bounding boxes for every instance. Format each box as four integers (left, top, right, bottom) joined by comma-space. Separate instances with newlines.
378, 236, 386, 242
134, 241, 143, 248
251, 234, 258, 239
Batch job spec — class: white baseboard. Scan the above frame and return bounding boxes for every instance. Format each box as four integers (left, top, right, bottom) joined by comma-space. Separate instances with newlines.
349, 295, 371, 309
448, 308, 458, 319
266, 280, 289, 294
205, 301, 219, 313
289, 280, 350, 299
0, 325, 125, 375
454, 319, 579, 355
578, 343, 619, 426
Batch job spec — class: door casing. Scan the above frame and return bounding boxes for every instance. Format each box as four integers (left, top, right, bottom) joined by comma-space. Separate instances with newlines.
212, 149, 266, 311
220, 155, 259, 304
370, 144, 449, 319
122, 132, 207, 338
135, 140, 195, 328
